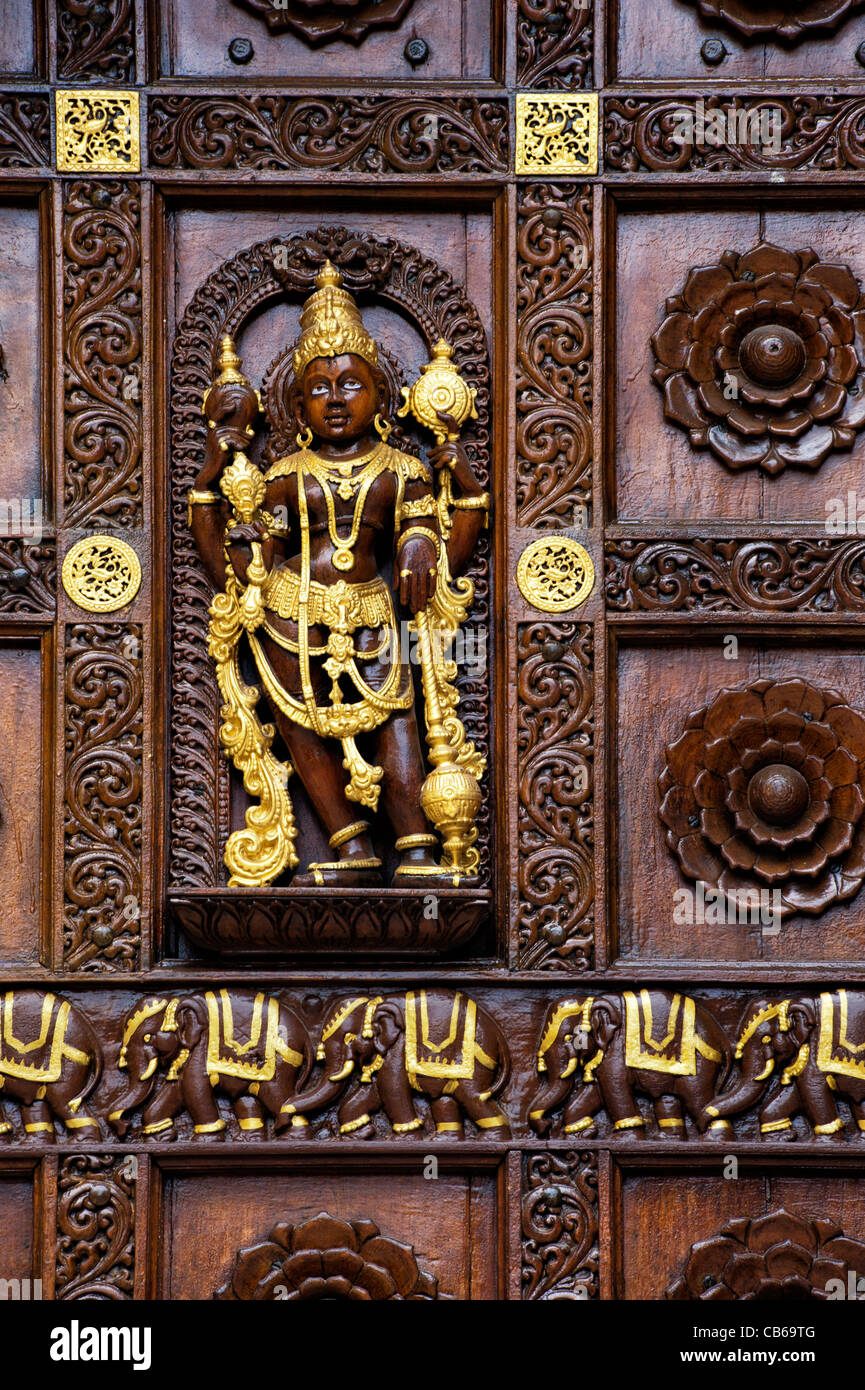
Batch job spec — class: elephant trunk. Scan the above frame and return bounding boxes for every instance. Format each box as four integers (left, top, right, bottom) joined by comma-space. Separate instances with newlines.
708, 1055, 773, 1120
107, 1074, 156, 1136
528, 1073, 572, 1133
274, 1073, 346, 1129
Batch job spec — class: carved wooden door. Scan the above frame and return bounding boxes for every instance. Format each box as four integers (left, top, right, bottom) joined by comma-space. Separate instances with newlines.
2, 0, 865, 1318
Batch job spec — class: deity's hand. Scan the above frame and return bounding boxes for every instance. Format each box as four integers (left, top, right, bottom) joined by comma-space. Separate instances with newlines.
430, 411, 483, 497
198, 426, 253, 487
226, 519, 271, 585
398, 536, 438, 615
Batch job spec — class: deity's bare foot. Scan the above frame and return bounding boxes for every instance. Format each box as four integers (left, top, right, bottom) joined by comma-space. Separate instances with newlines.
393, 847, 451, 880
292, 857, 384, 888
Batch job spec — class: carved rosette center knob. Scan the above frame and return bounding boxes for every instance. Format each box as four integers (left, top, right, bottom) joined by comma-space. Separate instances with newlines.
747, 763, 809, 826
739, 325, 806, 388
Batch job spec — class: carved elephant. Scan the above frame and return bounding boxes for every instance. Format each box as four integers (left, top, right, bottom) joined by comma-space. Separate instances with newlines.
528, 991, 733, 1140
703, 991, 865, 1140
276, 989, 511, 1138
0, 991, 101, 1141
108, 990, 313, 1138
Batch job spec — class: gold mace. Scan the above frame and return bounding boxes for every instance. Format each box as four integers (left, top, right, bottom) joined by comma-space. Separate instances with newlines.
399, 339, 481, 884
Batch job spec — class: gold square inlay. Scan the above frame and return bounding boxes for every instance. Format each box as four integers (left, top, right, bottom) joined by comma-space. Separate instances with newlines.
516, 93, 599, 176
55, 90, 141, 173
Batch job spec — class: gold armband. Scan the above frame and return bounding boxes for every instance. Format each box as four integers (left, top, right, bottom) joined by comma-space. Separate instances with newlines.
396, 526, 440, 557
453, 492, 490, 511
399, 495, 436, 521
187, 489, 223, 527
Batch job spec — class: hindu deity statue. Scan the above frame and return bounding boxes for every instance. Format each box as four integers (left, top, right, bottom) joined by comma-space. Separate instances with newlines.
188, 262, 489, 889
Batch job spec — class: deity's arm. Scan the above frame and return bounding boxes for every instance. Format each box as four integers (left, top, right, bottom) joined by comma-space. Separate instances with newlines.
427, 436, 489, 579
189, 428, 232, 590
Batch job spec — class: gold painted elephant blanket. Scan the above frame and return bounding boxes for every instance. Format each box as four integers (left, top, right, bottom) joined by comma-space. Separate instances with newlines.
817, 990, 865, 1081
623, 991, 721, 1076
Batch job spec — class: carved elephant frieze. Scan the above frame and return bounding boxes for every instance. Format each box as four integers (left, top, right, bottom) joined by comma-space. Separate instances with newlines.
0, 991, 102, 1141
278, 989, 511, 1138
108, 990, 313, 1138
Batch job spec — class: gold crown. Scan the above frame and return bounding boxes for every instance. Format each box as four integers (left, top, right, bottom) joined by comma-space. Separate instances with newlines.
293, 261, 378, 378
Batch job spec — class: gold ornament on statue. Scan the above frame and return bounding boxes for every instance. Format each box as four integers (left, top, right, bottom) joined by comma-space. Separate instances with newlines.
399, 339, 485, 882
398, 339, 478, 445
293, 260, 378, 377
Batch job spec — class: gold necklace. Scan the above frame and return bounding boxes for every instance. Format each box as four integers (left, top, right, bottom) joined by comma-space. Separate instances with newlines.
303, 443, 385, 500
304, 448, 390, 572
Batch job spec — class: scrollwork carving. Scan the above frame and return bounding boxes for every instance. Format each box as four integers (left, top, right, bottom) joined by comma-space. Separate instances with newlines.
62, 181, 143, 528
522, 1151, 598, 1300
148, 96, 508, 175
0, 539, 56, 616
517, 0, 593, 90
605, 96, 865, 175
0, 96, 50, 168
605, 539, 865, 614
55, 1154, 135, 1300
57, 0, 135, 82
516, 623, 593, 970
64, 624, 143, 970
516, 184, 592, 529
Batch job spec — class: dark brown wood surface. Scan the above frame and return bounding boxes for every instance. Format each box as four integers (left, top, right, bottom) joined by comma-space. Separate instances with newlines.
0, 0, 864, 1304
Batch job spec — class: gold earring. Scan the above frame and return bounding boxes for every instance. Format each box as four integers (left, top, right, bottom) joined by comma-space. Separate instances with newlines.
296, 426, 313, 449
374, 414, 393, 443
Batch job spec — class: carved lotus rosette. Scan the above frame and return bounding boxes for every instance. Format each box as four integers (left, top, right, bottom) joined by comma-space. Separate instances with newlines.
666, 1210, 865, 1300
216, 1214, 444, 1300
651, 243, 865, 475
682, 0, 865, 42
230, 0, 417, 43
658, 678, 865, 919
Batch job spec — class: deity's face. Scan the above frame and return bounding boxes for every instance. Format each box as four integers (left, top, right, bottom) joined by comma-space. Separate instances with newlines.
299, 352, 380, 446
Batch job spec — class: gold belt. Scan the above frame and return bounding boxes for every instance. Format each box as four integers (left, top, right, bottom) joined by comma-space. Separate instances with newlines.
263, 568, 394, 633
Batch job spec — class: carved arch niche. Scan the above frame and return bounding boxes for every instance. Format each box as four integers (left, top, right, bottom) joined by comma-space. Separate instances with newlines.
168, 225, 493, 957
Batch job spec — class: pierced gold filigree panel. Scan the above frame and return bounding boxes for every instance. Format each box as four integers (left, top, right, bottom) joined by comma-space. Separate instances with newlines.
516, 538, 595, 612
516, 94, 599, 176
55, 90, 141, 173
62, 536, 142, 613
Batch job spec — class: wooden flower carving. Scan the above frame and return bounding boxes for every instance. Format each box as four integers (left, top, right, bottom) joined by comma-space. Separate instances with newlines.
666, 1210, 865, 1299
658, 678, 865, 918
215, 1213, 444, 1300
230, 0, 417, 43
651, 243, 865, 474
682, 0, 865, 41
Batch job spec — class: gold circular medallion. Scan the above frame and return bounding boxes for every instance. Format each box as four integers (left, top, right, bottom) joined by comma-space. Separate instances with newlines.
516, 537, 595, 613
62, 536, 142, 613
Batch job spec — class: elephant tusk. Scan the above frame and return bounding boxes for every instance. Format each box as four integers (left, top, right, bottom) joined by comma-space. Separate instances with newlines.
328, 1059, 355, 1083
755, 1058, 775, 1082
559, 1057, 578, 1080
139, 1056, 158, 1083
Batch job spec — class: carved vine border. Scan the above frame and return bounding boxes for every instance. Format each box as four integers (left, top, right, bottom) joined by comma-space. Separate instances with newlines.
169, 227, 491, 888
517, 623, 594, 970
148, 95, 508, 175
605, 539, 865, 613
604, 96, 865, 175
516, 183, 592, 529
62, 180, 143, 530
57, 0, 136, 83
55, 1153, 136, 1300
522, 1150, 599, 1300
64, 624, 143, 971
517, 0, 593, 91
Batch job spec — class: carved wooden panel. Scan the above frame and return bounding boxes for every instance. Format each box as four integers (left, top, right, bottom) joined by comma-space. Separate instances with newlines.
4, 0, 865, 1317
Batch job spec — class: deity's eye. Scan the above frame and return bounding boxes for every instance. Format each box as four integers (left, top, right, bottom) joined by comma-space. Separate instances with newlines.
308, 381, 329, 396
341, 377, 363, 391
